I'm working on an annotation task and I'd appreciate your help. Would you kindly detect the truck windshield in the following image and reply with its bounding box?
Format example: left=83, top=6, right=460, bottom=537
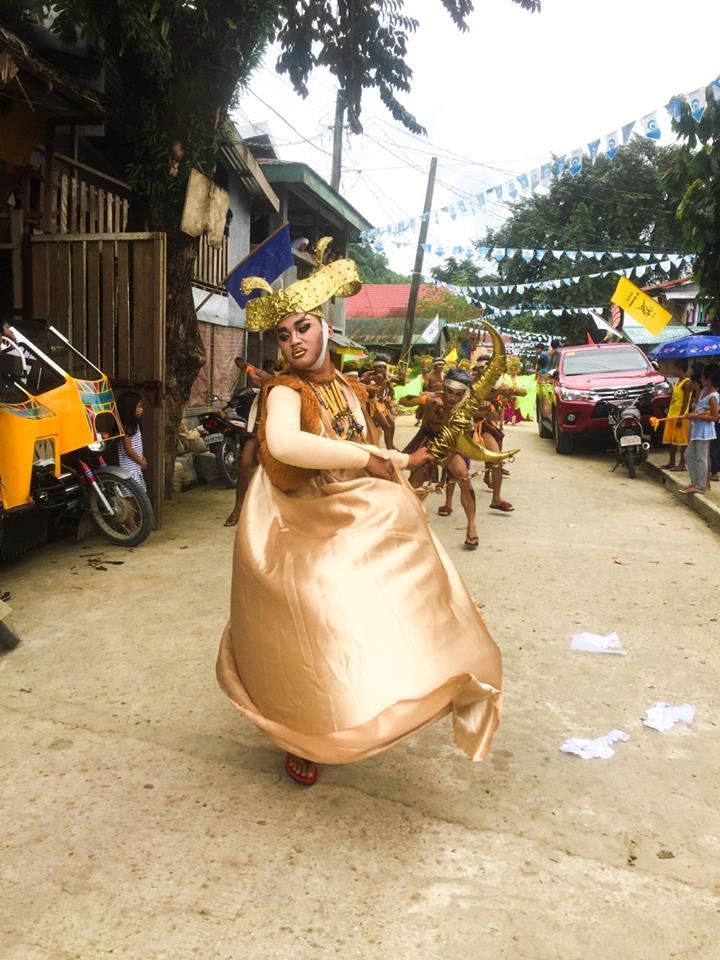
left=562, top=347, right=649, bottom=376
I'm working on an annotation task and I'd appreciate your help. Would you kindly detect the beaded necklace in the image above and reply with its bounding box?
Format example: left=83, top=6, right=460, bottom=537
left=305, top=376, right=365, bottom=442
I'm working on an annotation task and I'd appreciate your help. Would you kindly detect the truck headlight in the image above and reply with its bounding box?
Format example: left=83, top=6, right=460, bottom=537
left=559, top=388, right=598, bottom=401
left=88, top=441, right=106, bottom=452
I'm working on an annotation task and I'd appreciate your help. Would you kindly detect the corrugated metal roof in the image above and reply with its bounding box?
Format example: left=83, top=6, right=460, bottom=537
left=622, top=319, right=705, bottom=346
left=346, top=316, right=445, bottom=347
left=345, top=284, right=443, bottom=319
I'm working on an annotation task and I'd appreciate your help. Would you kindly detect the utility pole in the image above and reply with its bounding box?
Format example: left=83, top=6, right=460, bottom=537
left=400, top=156, right=437, bottom=367
left=330, top=91, right=344, bottom=191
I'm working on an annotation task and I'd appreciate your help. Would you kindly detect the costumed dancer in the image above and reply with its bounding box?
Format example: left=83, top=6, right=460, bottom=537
left=400, top=368, right=480, bottom=548
left=424, top=357, right=446, bottom=393
left=360, top=355, right=397, bottom=449
left=217, top=240, right=503, bottom=785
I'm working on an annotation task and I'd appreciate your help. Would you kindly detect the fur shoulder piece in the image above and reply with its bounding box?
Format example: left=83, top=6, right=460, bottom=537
left=346, top=378, right=369, bottom=405
left=257, top=374, right=323, bottom=492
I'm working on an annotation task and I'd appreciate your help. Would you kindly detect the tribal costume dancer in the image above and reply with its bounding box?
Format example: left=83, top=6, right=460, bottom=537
left=400, top=368, right=481, bottom=548
left=360, top=356, right=397, bottom=449
left=217, top=240, right=502, bottom=786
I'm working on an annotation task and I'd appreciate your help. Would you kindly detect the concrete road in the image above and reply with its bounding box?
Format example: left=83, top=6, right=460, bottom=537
left=1, top=420, right=718, bottom=960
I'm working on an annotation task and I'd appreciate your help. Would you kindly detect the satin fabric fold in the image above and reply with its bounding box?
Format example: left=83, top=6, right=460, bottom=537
left=217, top=456, right=502, bottom=764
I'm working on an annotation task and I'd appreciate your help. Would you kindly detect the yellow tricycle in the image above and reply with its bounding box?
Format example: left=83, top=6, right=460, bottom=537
left=0, top=320, right=153, bottom=559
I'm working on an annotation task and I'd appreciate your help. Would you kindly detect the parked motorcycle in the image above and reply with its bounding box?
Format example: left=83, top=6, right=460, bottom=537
left=0, top=320, right=153, bottom=559
left=198, top=388, right=256, bottom=488
left=598, top=393, right=652, bottom=478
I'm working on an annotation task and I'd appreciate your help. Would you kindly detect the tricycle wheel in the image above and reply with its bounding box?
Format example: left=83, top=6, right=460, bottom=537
left=89, top=472, right=154, bottom=546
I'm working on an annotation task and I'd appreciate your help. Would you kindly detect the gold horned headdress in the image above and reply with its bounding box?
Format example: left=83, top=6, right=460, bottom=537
left=241, top=236, right=362, bottom=331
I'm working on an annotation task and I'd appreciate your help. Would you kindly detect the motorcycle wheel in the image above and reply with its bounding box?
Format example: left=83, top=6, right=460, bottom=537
left=0, top=617, right=21, bottom=651
left=623, top=449, right=637, bottom=478
left=89, top=471, right=154, bottom=546
left=215, top=438, right=241, bottom=488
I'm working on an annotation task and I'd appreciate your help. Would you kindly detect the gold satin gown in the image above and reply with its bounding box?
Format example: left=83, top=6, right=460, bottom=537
left=217, top=380, right=502, bottom=764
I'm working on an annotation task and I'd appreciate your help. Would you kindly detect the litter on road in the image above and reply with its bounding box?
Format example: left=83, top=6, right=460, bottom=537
left=560, top=729, right=630, bottom=760
left=642, top=702, right=696, bottom=732
left=569, top=631, right=626, bottom=655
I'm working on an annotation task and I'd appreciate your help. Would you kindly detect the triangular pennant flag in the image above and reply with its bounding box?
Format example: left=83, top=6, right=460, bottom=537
left=507, top=180, right=519, bottom=199
left=562, top=278, right=573, bottom=286
left=622, top=121, right=637, bottom=143
left=552, top=309, right=563, bottom=317
left=517, top=173, right=530, bottom=192
left=639, top=253, right=652, bottom=262
left=665, top=96, right=685, bottom=122
left=635, top=265, right=647, bottom=278
left=580, top=251, right=594, bottom=259
left=476, top=246, right=490, bottom=257
left=530, top=168, right=541, bottom=190
left=540, top=163, right=553, bottom=183
left=605, top=131, right=620, bottom=159
left=521, top=249, right=534, bottom=262
left=492, top=185, right=503, bottom=200
left=568, top=149, right=583, bottom=176
left=536, top=249, right=547, bottom=261
left=587, top=139, right=601, bottom=161
left=566, top=251, right=578, bottom=261
left=420, top=243, right=431, bottom=253
left=593, top=252, right=604, bottom=261
left=639, top=113, right=660, bottom=140
left=506, top=248, right=519, bottom=257
left=610, top=252, right=625, bottom=259
left=669, top=255, right=682, bottom=268
left=516, top=285, right=525, bottom=294
left=554, top=155, right=567, bottom=176
left=711, top=76, right=720, bottom=102
left=688, top=87, right=707, bottom=122
left=659, top=260, right=671, bottom=272
left=552, top=250, right=563, bottom=260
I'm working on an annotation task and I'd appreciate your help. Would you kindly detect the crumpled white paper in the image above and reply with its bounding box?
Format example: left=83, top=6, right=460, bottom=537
left=560, top=729, right=630, bottom=760
left=570, top=631, right=626, bottom=655
left=642, top=702, right=696, bottom=732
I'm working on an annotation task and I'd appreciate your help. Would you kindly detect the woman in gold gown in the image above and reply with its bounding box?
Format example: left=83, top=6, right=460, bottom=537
left=216, top=244, right=502, bottom=785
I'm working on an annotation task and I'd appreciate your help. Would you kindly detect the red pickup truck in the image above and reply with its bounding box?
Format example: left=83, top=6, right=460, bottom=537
left=536, top=342, right=672, bottom=454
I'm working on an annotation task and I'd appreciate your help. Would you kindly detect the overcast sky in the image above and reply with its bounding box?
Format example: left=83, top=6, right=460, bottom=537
left=234, top=0, right=720, bottom=273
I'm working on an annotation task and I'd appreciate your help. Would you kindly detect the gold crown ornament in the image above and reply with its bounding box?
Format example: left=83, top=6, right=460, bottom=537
left=241, top=236, right=362, bottom=331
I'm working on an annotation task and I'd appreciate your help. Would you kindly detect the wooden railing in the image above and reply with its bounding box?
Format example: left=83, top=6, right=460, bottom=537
left=49, top=171, right=130, bottom=235
left=193, top=231, right=229, bottom=292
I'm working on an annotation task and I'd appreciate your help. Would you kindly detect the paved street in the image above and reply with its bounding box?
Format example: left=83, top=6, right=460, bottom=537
left=2, top=419, right=719, bottom=960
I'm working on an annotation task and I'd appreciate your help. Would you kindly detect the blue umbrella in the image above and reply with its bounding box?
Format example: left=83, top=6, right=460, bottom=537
left=649, top=334, right=720, bottom=360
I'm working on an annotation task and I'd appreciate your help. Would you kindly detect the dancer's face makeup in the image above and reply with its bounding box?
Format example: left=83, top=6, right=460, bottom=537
left=277, top=313, right=326, bottom=370
left=443, top=381, right=468, bottom=407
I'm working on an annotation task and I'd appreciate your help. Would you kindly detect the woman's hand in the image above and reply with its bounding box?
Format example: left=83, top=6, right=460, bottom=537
left=406, top=448, right=435, bottom=472
left=366, top=453, right=395, bottom=481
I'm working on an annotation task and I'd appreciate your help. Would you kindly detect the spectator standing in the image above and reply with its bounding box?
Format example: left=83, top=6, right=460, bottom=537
left=679, top=364, right=720, bottom=495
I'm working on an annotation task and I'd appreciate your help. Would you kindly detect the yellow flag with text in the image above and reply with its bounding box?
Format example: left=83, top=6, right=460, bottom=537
left=610, top=276, right=672, bottom=337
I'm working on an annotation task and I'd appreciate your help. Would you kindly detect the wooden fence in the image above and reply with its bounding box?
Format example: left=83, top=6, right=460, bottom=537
left=30, top=233, right=166, bottom=521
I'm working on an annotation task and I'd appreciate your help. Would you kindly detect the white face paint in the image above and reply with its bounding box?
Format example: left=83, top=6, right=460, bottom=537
left=308, top=319, right=330, bottom=371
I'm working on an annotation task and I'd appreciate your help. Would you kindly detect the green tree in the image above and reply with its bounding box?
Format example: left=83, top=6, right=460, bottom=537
left=8, top=0, right=540, bottom=492
left=666, top=87, right=720, bottom=332
left=347, top=244, right=408, bottom=284
left=471, top=138, right=689, bottom=340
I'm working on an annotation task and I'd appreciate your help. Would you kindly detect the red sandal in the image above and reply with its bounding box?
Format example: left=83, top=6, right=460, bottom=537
left=285, top=753, right=319, bottom=786
left=437, top=505, right=453, bottom=516
left=490, top=500, right=514, bottom=512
